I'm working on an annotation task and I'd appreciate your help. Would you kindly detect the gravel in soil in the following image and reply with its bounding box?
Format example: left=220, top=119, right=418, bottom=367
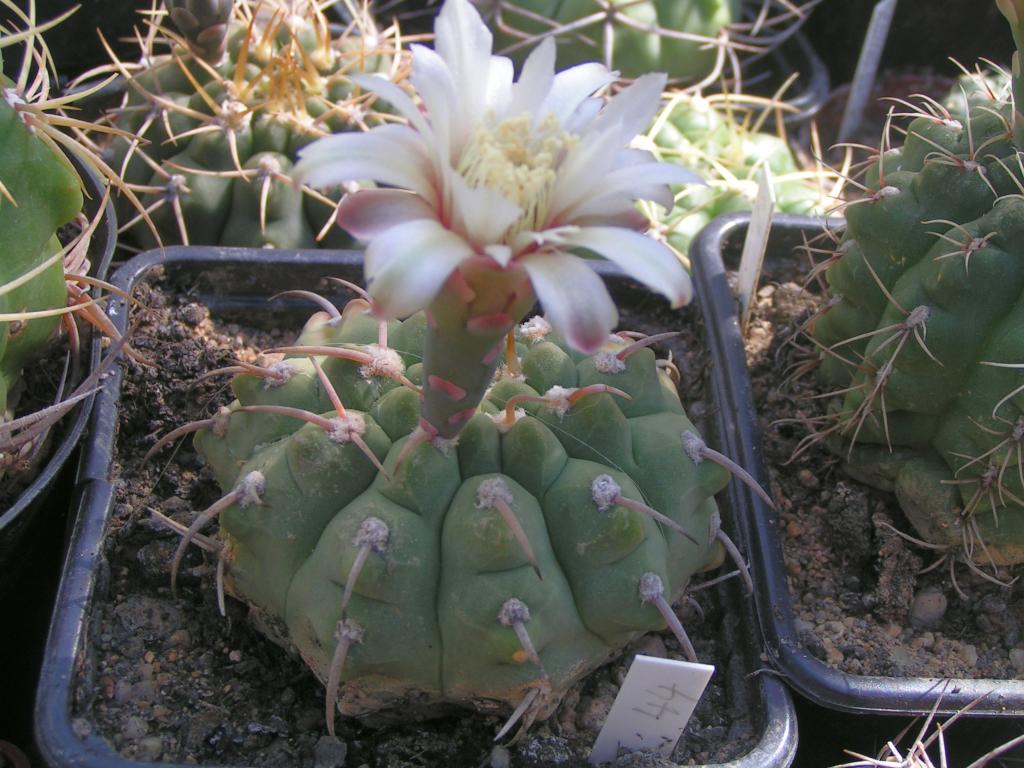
left=743, top=257, right=1024, bottom=681
left=74, top=267, right=762, bottom=767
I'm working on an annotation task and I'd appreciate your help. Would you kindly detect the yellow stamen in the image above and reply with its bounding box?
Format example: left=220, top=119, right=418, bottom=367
left=457, top=112, right=576, bottom=240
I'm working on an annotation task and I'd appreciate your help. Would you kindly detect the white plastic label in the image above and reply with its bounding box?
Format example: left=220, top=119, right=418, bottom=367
left=736, top=165, right=775, bottom=334
left=588, top=654, right=715, bottom=764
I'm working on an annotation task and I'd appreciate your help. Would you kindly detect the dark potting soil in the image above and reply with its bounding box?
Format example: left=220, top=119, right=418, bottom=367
left=742, top=255, right=1024, bottom=683
left=73, top=266, right=759, bottom=767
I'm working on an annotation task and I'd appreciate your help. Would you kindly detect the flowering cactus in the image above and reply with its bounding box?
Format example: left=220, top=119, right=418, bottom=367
left=155, top=0, right=764, bottom=737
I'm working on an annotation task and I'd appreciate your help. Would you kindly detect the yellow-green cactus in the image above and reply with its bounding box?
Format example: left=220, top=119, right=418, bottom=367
left=90, top=0, right=404, bottom=249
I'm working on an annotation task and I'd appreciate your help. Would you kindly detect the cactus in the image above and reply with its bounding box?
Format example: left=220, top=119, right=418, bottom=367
left=85, top=0, right=405, bottom=249
left=649, top=91, right=835, bottom=257
left=1, top=2, right=132, bottom=484
left=163, top=301, right=744, bottom=731
left=804, top=2, right=1024, bottom=569
left=152, top=0, right=766, bottom=736
left=475, top=0, right=818, bottom=87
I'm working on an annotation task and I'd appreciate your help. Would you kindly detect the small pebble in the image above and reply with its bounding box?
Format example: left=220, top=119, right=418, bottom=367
left=313, top=735, right=347, bottom=768
left=168, top=629, right=192, bottom=648
left=980, top=595, right=1006, bottom=615
left=796, top=469, right=819, bottom=489
left=1010, top=648, right=1024, bottom=672
left=490, top=745, right=511, bottom=768
left=122, top=715, right=149, bottom=740
left=631, top=634, right=668, bottom=659
left=228, top=650, right=243, bottom=662
left=960, top=644, right=979, bottom=668
left=136, top=736, right=163, bottom=762
left=910, top=588, right=947, bottom=629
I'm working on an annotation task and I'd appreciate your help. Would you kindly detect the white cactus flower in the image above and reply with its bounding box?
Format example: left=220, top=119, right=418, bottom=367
left=295, top=0, right=698, bottom=353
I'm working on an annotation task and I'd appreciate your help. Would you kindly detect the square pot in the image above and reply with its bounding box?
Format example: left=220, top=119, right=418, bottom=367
left=35, top=246, right=798, bottom=768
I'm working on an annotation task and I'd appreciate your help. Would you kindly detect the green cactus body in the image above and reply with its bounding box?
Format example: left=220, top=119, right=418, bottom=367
left=809, top=79, right=1024, bottom=565
left=652, top=95, right=828, bottom=256
left=193, top=304, right=728, bottom=718
left=489, top=0, right=740, bottom=82
left=101, top=0, right=398, bottom=249
left=0, top=63, right=82, bottom=421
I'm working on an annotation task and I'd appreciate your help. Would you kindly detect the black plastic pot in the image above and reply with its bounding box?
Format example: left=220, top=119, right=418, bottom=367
left=36, top=245, right=798, bottom=768
left=0, top=161, right=117, bottom=579
left=691, top=212, right=1024, bottom=718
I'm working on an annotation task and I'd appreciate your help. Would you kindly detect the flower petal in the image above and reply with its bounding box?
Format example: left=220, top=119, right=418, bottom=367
left=520, top=252, right=618, bottom=353
left=365, top=219, right=475, bottom=318
left=508, top=37, right=555, bottom=118
left=563, top=161, right=703, bottom=219
left=446, top=167, right=522, bottom=248
left=562, top=226, right=692, bottom=308
left=336, top=189, right=436, bottom=241
left=349, top=73, right=432, bottom=139
left=434, top=0, right=494, bottom=129
left=549, top=125, right=632, bottom=218
left=563, top=96, right=603, bottom=134
left=585, top=72, right=667, bottom=146
left=294, top=125, right=436, bottom=204
left=410, top=44, right=458, bottom=158
left=486, top=54, right=515, bottom=112
left=541, top=62, right=616, bottom=126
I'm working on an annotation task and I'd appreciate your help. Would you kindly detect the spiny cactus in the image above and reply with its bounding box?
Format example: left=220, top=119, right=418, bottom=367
left=476, top=0, right=819, bottom=88
left=1, top=1, right=132, bottom=485
left=648, top=90, right=835, bottom=257
left=150, top=0, right=766, bottom=736
left=82, top=0, right=407, bottom=249
left=157, top=298, right=755, bottom=733
left=803, top=2, right=1024, bottom=572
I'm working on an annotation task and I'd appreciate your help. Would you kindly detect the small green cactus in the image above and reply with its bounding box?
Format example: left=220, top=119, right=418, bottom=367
left=649, top=91, right=834, bottom=257
left=805, top=3, right=1024, bottom=568
left=87, top=0, right=403, bottom=250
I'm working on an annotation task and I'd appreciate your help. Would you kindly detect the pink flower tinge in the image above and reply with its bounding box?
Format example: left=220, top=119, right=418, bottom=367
left=295, top=0, right=699, bottom=353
